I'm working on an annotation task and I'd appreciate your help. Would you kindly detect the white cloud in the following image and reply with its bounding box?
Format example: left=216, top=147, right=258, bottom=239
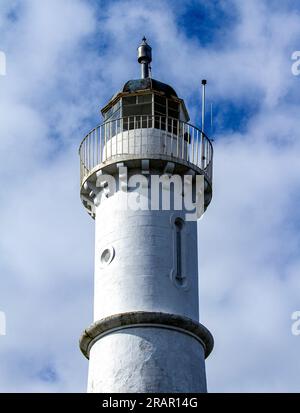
left=0, top=0, right=97, bottom=392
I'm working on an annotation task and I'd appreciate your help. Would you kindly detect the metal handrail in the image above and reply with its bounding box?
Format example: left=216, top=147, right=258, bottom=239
left=79, top=115, right=213, bottom=186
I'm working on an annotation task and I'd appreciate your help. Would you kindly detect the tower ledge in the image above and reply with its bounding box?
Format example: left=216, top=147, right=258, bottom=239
left=80, top=311, right=214, bottom=360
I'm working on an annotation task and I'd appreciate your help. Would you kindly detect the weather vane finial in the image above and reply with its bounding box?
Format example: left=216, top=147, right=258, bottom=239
left=137, top=37, right=152, bottom=79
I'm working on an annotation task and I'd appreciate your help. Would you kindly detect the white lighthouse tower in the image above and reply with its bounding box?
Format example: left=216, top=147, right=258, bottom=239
left=79, top=38, right=214, bottom=393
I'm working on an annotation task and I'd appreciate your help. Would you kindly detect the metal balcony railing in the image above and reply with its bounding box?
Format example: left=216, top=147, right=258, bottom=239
left=79, top=115, right=213, bottom=186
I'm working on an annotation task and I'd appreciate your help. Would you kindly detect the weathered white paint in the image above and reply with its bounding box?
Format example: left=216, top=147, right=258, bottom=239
left=93, top=193, right=199, bottom=321
left=88, top=327, right=207, bottom=393
left=83, top=167, right=210, bottom=393
left=102, top=128, right=188, bottom=160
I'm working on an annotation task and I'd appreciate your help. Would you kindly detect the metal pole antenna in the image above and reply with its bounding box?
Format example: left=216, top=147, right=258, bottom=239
left=210, top=103, right=213, bottom=136
left=201, top=80, right=207, bottom=169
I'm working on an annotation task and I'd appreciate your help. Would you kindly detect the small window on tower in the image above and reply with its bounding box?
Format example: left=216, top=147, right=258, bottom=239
left=137, top=94, right=152, bottom=104
left=175, top=218, right=184, bottom=282
left=122, top=94, right=152, bottom=129
left=154, top=94, right=166, bottom=116
left=104, top=100, right=121, bottom=121
left=171, top=217, right=187, bottom=289
left=154, top=95, right=166, bottom=130
left=168, top=99, right=179, bottom=119
left=123, top=96, right=137, bottom=105
left=154, top=95, right=180, bottom=133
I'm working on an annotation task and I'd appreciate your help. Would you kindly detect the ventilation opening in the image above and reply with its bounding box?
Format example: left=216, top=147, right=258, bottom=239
left=175, top=218, right=184, bottom=285
left=99, top=246, right=115, bottom=268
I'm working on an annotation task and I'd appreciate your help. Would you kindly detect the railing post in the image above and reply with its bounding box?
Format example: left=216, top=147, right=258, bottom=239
left=176, top=120, right=179, bottom=158
left=196, top=129, right=199, bottom=167
left=87, top=134, right=91, bottom=169
left=146, top=115, right=149, bottom=153
left=120, top=118, right=124, bottom=154
left=201, top=132, right=205, bottom=170
left=187, top=125, right=190, bottom=162
left=105, top=122, right=107, bottom=162
left=191, top=126, right=194, bottom=164
left=93, top=129, right=95, bottom=168
left=127, top=117, right=130, bottom=154
left=182, top=122, right=185, bottom=159
left=133, top=116, right=136, bottom=155
left=159, top=116, right=162, bottom=152
left=140, top=115, right=142, bottom=154
left=165, top=116, right=167, bottom=154
left=96, top=127, right=98, bottom=165
left=171, top=118, right=173, bottom=156
left=99, top=126, right=102, bottom=164
left=110, top=121, right=112, bottom=160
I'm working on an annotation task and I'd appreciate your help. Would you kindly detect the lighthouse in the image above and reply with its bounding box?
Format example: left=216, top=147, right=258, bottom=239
left=79, top=38, right=214, bottom=393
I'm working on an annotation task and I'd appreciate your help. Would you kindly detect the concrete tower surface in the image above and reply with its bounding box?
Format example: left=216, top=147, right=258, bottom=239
left=79, top=38, right=214, bottom=393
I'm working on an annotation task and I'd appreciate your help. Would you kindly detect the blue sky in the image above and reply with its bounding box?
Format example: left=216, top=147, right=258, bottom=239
left=0, top=0, right=300, bottom=392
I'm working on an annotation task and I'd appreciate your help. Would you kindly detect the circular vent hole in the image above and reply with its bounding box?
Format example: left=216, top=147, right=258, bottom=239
left=100, top=246, right=115, bottom=267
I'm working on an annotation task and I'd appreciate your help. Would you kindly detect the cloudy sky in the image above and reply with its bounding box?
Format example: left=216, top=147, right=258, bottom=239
left=0, top=0, right=300, bottom=392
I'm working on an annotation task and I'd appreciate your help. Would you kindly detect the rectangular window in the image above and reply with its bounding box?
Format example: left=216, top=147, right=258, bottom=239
left=174, top=218, right=185, bottom=285
left=123, top=96, right=137, bottom=105
left=154, top=95, right=166, bottom=130
left=123, top=104, right=152, bottom=117
left=122, top=94, right=152, bottom=130
left=167, top=100, right=179, bottom=134
left=168, top=100, right=179, bottom=111
left=154, top=95, right=166, bottom=105
left=104, top=100, right=121, bottom=121
left=155, top=103, right=166, bottom=115
left=168, top=100, right=179, bottom=119
left=154, top=95, right=166, bottom=115
left=154, top=96, right=180, bottom=133
left=137, top=94, right=152, bottom=104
